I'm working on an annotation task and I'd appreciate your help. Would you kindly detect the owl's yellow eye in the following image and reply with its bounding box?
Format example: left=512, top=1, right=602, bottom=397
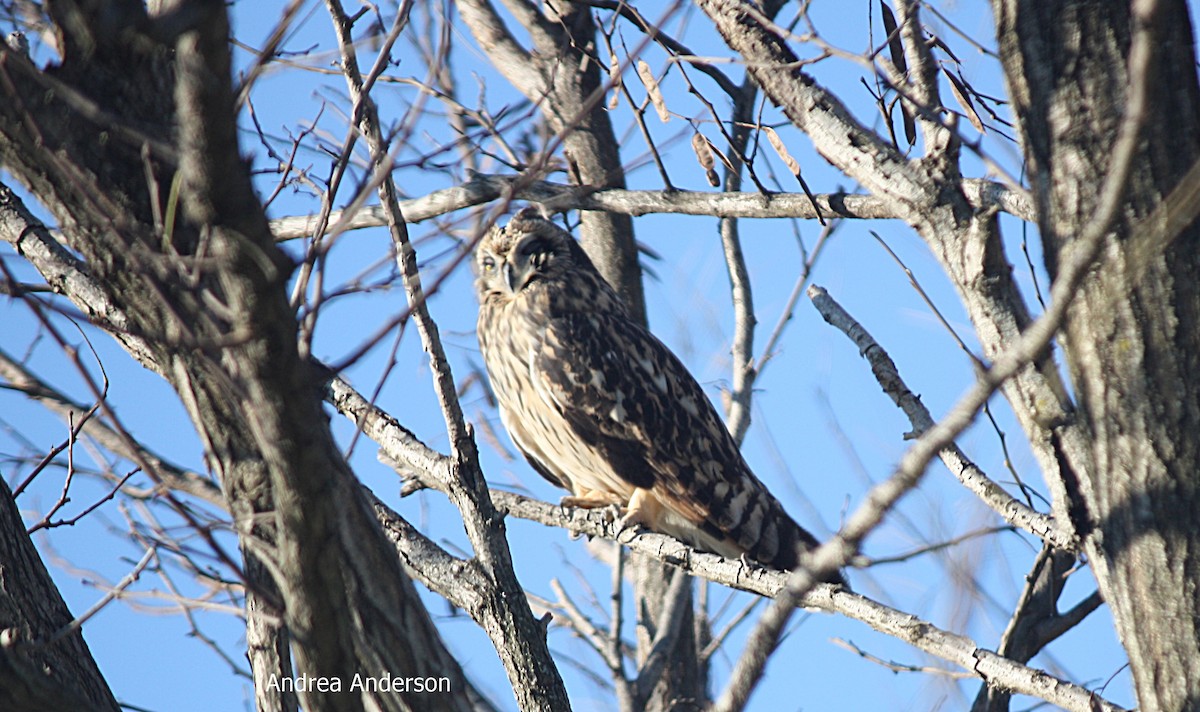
left=481, top=256, right=496, bottom=271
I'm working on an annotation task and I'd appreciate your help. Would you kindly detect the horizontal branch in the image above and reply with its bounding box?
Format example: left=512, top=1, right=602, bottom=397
left=267, top=174, right=1034, bottom=240
left=324, top=372, right=1124, bottom=712
left=487, top=489, right=1125, bottom=712
left=6, top=164, right=1101, bottom=711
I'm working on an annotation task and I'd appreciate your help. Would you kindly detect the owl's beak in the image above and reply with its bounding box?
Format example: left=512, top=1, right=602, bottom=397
left=501, top=256, right=538, bottom=294
left=503, top=261, right=521, bottom=294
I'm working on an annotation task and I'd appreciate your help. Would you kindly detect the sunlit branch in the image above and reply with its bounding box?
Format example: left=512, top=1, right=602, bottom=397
left=327, top=368, right=1125, bottom=712
left=267, top=174, right=1035, bottom=240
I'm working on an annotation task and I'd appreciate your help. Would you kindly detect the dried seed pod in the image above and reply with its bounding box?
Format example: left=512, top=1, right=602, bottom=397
left=708, top=140, right=736, bottom=172
left=763, top=126, right=801, bottom=176
left=764, top=127, right=826, bottom=225
left=879, top=1, right=907, bottom=75
left=880, top=1, right=916, bottom=145
left=946, top=70, right=986, bottom=133
left=637, top=60, right=670, bottom=122
left=691, top=132, right=720, bottom=186
left=608, top=52, right=622, bottom=110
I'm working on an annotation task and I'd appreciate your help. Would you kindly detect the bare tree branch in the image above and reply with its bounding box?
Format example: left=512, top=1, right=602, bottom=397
left=712, top=72, right=1148, bottom=694
left=994, top=0, right=1200, bottom=707
left=1, top=4, right=482, bottom=710
left=326, top=4, right=572, bottom=708
left=0, top=346, right=225, bottom=507
left=326, top=361, right=1125, bottom=712
left=2, top=2, right=1183, bottom=708
left=807, top=285, right=1072, bottom=550
left=971, top=545, right=1092, bottom=712
left=456, top=0, right=647, bottom=316
left=490, top=491, right=1126, bottom=712
left=696, top=0, right=1094, bottom=551
left=266, top=174, right=1035, bottom=240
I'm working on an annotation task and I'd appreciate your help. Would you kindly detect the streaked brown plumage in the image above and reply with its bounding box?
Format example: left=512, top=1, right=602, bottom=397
left=475, top=208, right=836, bottom=576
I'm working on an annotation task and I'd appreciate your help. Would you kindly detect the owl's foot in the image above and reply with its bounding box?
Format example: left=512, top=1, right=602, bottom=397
left=560, top=490, right=624, bottom=509
left=561, top=491, right=624, bottom=523
left=617, top=488, right=663, bottom=534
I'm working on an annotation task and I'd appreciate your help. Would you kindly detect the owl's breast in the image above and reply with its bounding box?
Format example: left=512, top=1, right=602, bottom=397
left=477, top=297, right=635, bottom=502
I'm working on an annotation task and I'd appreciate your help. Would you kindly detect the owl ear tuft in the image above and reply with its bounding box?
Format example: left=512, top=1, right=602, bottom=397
left=514, top=204, right=551, bottom=222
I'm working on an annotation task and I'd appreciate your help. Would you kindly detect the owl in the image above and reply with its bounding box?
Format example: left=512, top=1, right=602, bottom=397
left=475, top=208, right=837, bottom=577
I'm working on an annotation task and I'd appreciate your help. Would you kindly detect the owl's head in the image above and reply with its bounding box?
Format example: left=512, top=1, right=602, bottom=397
left=475, top=207, right=593, bottom=301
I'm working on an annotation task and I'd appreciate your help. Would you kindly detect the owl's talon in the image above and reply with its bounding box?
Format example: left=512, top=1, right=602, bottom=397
left=615, top=509, right=650, bottom=543
left=561, top=491, right=623, bottom=510
left=616, top=508, right=647, bottom=533
left=617, top=488, right=662, bottom=536
left=619, top=509, right=648, bottom=535
left=602, top=504, right=620, bottom=524
left=560, top=492, right=625, bottom=528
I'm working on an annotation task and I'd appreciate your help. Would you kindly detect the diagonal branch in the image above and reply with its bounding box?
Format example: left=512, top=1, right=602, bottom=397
left=807, top=285, right=1072, bottom=550
left=709, top=4, right=1157, bottom=694
left=323, top=4, right=570, bottom=707
left=0, top=346, right=225, bottom=508
left=3, top=6, right=483, bottom=710
left=696, top=0, right=1091, bottom=551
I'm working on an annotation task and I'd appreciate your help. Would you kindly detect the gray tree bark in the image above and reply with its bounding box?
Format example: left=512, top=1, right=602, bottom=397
left=7, top=0, right=1196, bottom=710
left=994, top=0, right=1200, bottom=710
left=0, top=478, right=120, bottom=712
left=695, top=0, right=1091, bottom=554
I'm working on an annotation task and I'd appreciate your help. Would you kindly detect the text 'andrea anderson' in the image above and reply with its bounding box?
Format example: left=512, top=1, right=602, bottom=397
left=266, top=673, right=452, bottom=694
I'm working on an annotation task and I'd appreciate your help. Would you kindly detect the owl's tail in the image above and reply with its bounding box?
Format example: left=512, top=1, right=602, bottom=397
left=749, top=512, right=846, bottom=587
left=659, top=487, right=846, bottom=586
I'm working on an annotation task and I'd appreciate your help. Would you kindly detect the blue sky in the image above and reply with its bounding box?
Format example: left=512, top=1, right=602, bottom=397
left=0, top=1, right=1152, bottom=709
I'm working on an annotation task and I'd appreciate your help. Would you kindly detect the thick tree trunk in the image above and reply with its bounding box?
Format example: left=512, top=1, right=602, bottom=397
left=0, top=479, right=120, bottom=712
left=995, top=1, right=1200, bottom=709
left=0, top=3, right=479, bottom=710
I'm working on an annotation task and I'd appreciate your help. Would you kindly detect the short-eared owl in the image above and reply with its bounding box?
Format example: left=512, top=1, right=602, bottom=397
left=475, top=208, right=835, bottom=575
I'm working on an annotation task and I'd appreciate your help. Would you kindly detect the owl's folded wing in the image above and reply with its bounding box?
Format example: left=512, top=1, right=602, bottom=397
left=533, top=312, right=747, bottom=514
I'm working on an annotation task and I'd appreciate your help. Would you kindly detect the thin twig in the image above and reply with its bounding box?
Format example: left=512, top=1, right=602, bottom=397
left=833, top=638, right=974, bottom=679
left=34, top=546, right=156, bottom=648
left=324, top=2, right=569, bottom=707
